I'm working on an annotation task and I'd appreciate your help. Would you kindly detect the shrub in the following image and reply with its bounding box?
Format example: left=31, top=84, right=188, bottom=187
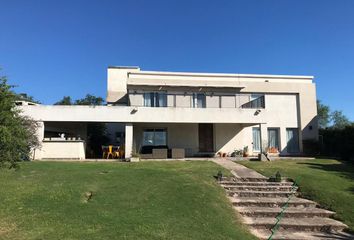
left=0, top=76, right=39, bottom=168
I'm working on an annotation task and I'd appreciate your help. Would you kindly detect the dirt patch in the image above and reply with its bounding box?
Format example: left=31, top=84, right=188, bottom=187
left=0, top=220, right=17, bottom=236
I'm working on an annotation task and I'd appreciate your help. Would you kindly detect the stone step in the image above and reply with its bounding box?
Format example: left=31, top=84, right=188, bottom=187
left=228, top=190, right=294, bottom=198
left=251, top=229, right=354, bottom=240
left=240, top=177, right=269, bottom=182
left=230, top=197, right=317, bottom=208
left=220, top=181, right=294, bottom=186
left=243, top=216, right=348, bottom=232
left=235, top=206, right=334, bottom=218
left=223, top=185, right=297, bottom=192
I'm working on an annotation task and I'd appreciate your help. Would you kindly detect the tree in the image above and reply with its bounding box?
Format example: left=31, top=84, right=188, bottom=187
left=317, top=100, right=330, bottom=129
left=16, top=93, right=41, bottom=104
left=54, top=94, right=104, bottom=106
left=0, top=75, right=39, bottom=168
left=74, top=94, right=104, bottom=105
left=330, top=110, right=351, bottom=129
left=54, top=96, right=72, bottom=105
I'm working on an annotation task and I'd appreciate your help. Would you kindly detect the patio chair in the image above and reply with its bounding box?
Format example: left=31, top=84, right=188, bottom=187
left=172, top=148, right=185, bottom=159
left=106, top=145, right=114, bottom=159
left=118, top=145, right=125, bottom=159
left=102, top=146, right=108, bottom=159
left=152, top=148, right=168, bottom=159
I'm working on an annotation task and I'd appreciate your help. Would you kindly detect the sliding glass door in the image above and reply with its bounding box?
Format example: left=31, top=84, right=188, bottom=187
left=286, top=128, right=299, bottom=153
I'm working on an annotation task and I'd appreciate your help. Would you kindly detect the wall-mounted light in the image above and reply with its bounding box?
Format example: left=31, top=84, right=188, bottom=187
left=130, top=107, right=138, bottom=114
left=254, top=109, right=261, bottom=116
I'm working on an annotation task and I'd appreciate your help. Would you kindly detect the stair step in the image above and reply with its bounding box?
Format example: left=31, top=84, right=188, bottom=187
left=235, top=206, right=334, bottom=218
left=228, top=190, right=294, bottom=198
left=223, top=185, right=297, bottom=191
left=241, top=177, right=269, bottom=182
left=251, top=229, right=354, bottom=240
left=230, top=197, right=317, bottom=208
left=221, top=181, right=294, bottom=186
left=243, top=216, right=348, bottom=232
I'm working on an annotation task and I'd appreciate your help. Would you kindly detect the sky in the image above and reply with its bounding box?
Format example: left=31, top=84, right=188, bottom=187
left=1, top=0, right=354, bottom=120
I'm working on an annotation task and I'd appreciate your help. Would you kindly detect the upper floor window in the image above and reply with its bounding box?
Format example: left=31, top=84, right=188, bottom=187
left=143, top=92, right=167, bottom=107
left=241, top=94, right=265, bottom=109
left=192, top=93, right=206, bottom=108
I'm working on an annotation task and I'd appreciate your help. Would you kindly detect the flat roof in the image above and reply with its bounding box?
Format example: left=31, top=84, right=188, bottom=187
left=129, top=70, right=314, bottom=80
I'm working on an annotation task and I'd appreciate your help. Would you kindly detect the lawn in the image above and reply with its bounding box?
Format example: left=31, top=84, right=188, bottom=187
left=239, top=158, right=354, bottom=232
left=0, top=161, right=256, bottom=240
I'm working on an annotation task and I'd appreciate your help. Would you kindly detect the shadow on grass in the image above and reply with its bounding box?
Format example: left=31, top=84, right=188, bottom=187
left=296, top=161, right=354, bottom=182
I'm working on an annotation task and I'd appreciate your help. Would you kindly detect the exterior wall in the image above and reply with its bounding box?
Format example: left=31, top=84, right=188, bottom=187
left=242, top=94, right=300, bottom=155
left=21, top=105, right=265, bottom=124
left=107, top=67, right=140, bottom=103
left=221, top=96, right=236, bottom=108
left=214, top=123, right=246, bottom=154
left=35, top=141, right=85, bottom=160
left=129, top=93, right=143, bottom=106
left=206, top=95, right=219, bottom=108
left=175, top=95, right=191, bottom=108
left=133, top=123, right=199, bottom=156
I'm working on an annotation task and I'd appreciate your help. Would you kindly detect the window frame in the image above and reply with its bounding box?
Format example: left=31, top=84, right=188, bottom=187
left=267, top=127, right=280, bottom=151
left=143, top=91, right=167, bottom=107
left=142, top=128, right=168, bottom=146
left=286, top=128, right=300, bottom=153
left=192, top=93, right=206, bottom=108
left=252, top=127, right=261, bottom=152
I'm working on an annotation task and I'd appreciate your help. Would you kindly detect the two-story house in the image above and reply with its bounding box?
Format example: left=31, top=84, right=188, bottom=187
left=21, top=66, right=318, bottom=160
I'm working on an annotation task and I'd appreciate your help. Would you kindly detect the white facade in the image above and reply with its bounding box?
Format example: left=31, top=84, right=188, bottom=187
left=21, top=67, right=318, bottom=159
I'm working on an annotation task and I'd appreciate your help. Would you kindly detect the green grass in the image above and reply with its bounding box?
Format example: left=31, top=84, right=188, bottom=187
left=239, top=158, right=354, bottom=232
left=0, top=161, right=256, bottom=240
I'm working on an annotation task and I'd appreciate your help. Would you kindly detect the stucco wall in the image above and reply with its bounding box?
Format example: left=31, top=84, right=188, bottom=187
left=133, top=123, right=199, bottom=156
left=35, top=141, right=85, bottom=160
left=107, top=68, right=318, bottom=143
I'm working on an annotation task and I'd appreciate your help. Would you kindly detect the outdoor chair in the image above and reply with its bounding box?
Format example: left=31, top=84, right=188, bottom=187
left=171, top=148, right=185, bottom=159
left=102, top=146, right=108, bottom=159
left=107, top=145, right=114, bottom=159
left=152, top=148, right=168, bottom=159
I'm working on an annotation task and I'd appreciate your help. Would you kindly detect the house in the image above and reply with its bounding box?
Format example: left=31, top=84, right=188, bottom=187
left=20, top=66, right=318, bottom=160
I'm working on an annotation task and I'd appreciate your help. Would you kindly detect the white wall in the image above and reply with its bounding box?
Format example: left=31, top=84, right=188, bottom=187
left=133, top=123, right=199, bottom=156
left=35, top=141, right=85, bottom=160
left=20, top=105, right=265, bottom=124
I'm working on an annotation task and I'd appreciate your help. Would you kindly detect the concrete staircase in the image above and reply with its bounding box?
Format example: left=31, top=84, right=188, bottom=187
left=220, top=177, right=353, bottom=240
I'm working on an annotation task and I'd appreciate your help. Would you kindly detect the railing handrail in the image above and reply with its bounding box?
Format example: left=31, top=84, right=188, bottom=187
left=267, top=178, right=299, bottom=240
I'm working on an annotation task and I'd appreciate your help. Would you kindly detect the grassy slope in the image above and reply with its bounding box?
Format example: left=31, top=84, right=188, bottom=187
left=0, top=161, right=256, bottom=240
left=240, top=159, right=354, bottom=232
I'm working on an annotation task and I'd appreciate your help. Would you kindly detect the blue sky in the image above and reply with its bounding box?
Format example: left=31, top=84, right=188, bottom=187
left=1, top=0, right=354, bottom=120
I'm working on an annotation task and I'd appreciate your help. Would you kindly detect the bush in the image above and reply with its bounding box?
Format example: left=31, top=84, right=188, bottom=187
left=0, top=77, right=39, bottom=168
left=320, top=126, right=354, bottom=161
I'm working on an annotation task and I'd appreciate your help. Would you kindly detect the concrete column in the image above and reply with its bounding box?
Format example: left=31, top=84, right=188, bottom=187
left=259, top=124, right=263, bottom=153
left=125, top=123, right=133, bottom=159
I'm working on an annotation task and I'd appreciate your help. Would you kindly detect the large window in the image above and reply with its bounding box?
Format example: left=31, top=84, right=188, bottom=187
left=286, top=128, right=299, bottom=153
left=192, top=93, right=206, bottom=108
left=241, top=94, right=265, bottom=108
left=143, top=92, right=167, bottom=107
left=143, top=129, right=167, bottom=146
left=252, top=127, right=261, bottom=152
left=267, top=128, right=280, bottom=151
